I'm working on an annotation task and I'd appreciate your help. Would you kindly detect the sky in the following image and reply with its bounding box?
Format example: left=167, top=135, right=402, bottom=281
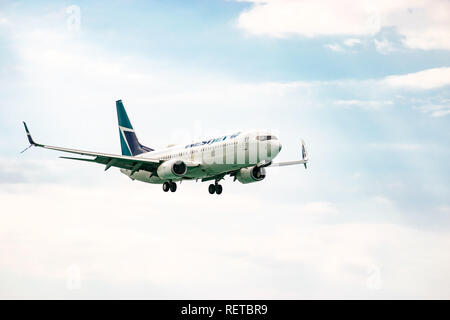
left=0, top=0, right=449, bottom=299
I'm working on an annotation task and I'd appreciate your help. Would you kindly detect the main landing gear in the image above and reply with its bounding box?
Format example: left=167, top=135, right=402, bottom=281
left=163, top=181, right=177, bottom=192
left=208, top=183, right=223, bottom=195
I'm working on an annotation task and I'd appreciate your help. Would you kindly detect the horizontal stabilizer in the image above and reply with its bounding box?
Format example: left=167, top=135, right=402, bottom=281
left=269, top=140, right=309, bottom=168
left=270, top=160, right=308, bottom=167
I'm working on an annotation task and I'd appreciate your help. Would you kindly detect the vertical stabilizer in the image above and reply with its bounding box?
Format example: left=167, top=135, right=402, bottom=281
left=116, top=100, right=153, bottom=156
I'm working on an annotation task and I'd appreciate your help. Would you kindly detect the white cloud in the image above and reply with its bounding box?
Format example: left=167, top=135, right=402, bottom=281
left=396, top=1, right=450, bottom=50
left=334, top=99, right=393, bottom=109
left=372, top=196, right=394, bottom=207
left=324, top=43, right=344, bottom=52
left=383, top=67, right=450, bottom=89
left=1, top=183, right=450, bottom=299
left=325, top=38, right=362, bottom=53
left=374, top=38, right=396, bottom=54
left=416, top=104, right=450, bottom=117
left=300, top=201, right=338, bottom=215
left=343, top=38, right=362, bottom=47
left=237, top=0, right=381, bottom=38
left=237, top=0, right=450, bottom=50
left=438, top=206, right=450, bottom=215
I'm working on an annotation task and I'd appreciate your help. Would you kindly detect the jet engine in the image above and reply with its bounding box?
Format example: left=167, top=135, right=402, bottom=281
left=236, top=166, right=266, bottom=184
left=157, top=159, right=187, bottom=179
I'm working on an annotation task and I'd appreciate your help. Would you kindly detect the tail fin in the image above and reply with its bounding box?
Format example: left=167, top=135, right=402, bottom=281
left=116, top=100, right=154, bottom=156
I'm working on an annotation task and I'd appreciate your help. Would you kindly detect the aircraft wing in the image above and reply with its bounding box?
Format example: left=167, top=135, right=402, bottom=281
left=58, top=151, right=160, bottom=173
left=22, top=122, right=161, bottom=173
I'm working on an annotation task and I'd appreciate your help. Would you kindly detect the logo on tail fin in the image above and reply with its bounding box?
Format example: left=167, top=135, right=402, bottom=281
left=116, top=100, right=154, bottom=156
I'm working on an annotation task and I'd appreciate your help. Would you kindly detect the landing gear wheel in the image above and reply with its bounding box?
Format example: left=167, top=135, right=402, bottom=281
left=170, top=182, right=177, bottom=192
left=215, top=184, right=223, bottom=195
left=162, top=182, right=170, bottom=192
left=208, top=184, right=216, bottom=194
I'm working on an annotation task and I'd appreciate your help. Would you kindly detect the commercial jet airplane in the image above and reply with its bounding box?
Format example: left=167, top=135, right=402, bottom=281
left=22, top=100, right=308, bottom=195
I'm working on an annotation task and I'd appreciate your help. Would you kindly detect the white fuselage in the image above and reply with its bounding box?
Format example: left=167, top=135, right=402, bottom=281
left=120, top=130, right=282, bottom=184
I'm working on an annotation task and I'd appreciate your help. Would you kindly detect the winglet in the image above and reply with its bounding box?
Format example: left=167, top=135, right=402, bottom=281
left=21, top=122, right=41, bottom=153
left=23, top=121, right=36, bottom=145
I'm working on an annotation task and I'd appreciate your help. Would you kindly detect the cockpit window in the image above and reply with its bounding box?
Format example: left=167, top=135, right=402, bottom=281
left=256, top=135, right=277, bottom=141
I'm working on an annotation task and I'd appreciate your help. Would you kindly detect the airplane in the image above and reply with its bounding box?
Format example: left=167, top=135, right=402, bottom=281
left=22, top=100, right=308, bottom=194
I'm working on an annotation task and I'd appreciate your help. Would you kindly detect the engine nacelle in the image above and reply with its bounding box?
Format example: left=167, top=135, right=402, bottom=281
left=236, top=166, right=266, bottom=184
left=156, top=159, right=187, bottom=180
